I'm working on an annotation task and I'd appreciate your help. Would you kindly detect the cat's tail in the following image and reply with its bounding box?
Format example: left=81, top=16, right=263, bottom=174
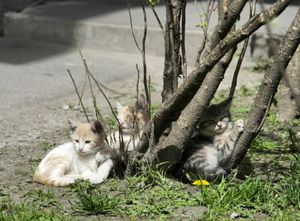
left=33, top=165, right=75, bottom=187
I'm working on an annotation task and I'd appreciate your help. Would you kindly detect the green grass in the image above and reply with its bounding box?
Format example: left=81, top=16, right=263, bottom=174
left=0, top=199, right=72, bottom=221
left=5, top=85, right=299, bottom=220
left=194, top=154, right=300, bottom=220
left=3, top=154, right=300, bottom=220
left=70, top=181, right=119, bottom=216
left=64, top=156, right=300, bottom=220
left=251, top=56, right=269, bottom=73
left=22, top=189, right=60, bottom=209
left=40, top=141, right=56, bottom=152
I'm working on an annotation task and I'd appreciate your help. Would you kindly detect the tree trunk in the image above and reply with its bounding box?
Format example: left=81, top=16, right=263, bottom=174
left=225, top=8, right=300, bottom=172
left=135, top=0, right=293, bottom=157
left=277, top=44, right=300, bottom=122
left=161, top=0, right=183, bottom=102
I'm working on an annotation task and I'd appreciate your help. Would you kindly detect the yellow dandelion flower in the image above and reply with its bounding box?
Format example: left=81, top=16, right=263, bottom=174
left=193, top=179, right=210, bottom=186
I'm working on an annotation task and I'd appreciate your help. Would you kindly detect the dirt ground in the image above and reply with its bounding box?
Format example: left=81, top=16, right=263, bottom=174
left=0, top=51, right=266, bottom=220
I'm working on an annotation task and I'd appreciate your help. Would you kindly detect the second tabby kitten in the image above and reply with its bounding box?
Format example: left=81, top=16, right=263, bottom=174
left=180, top=118, right=244, bottom=181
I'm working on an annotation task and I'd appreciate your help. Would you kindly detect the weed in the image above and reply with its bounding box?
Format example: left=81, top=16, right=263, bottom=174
left=40, top=141, right=56, bottom=151
left=251, top=136, right=281, bottom=152
left=150, top=103, right=160, bottom=116
left=0, top=198, right=72, bottom=221
left=70, top=180, right=119, bottom=215
left=193, top=155, right=300, bottom=220
left=22, top=189, right=60, bottom=209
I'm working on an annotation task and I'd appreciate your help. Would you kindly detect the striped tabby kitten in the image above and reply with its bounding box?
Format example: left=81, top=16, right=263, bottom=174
left=181, top=118, right=244, bottom=181
left=33, top=121, right=116, bottom=186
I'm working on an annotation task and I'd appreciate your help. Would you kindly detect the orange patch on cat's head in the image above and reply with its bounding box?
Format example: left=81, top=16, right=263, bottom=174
left=71, top=121, right=105, bottom=146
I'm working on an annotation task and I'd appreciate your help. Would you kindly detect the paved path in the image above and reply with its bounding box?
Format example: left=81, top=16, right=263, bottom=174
left=2, top=0, right=297, bottom=147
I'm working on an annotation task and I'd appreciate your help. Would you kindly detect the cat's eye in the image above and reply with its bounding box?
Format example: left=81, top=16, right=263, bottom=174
left=85, top=140, right=91, bottom=144
left=75, top=139, right=79, bottom=143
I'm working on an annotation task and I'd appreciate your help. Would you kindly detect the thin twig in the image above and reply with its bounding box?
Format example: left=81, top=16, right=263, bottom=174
left=260, top=1, right=300, bottom=110
left=127, top=0, right=142, bottom=53
left=195, top=0, right=215, bottom=66
left=78, top=74, right=87, bottom=106
left=181, top=0, right=187, bottom=79
left=66, top=68, right=90, bottom=122
left=255, top=94, right=274, bottom=135
left=228, top=0, right=257, bottom=100
left=141, top=4, right=151, bottom=119
left=148, top=75, right=151, bottom=116
left=136, top=64, right=140, bottom=106
left=75, top=34, right=105, bottom=124
left=73, top=33, right=125, bottom=160
left=148, top=2, right=164, bottom=35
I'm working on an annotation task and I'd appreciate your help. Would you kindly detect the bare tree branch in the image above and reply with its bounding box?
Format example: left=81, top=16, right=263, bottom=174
left=161, top=0, right=183, bottom=102
left=225, top=8, right=300, bottom=172
left=181, top=0, right=187, bottom=79
left=136, top=0, right=293, bottom=156
left=66, top=69, right=90, bottom=122
left=229, top=0, right=257, bottom=100
left=195, top=0, right=215, bottom=66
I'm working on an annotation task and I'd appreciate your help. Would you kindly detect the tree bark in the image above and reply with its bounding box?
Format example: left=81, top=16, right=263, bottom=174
left=161, top=0, right=183, bottom=102
left=225, top=8, right=300, bottom=172
left=136, top=0, right=293, bottom=156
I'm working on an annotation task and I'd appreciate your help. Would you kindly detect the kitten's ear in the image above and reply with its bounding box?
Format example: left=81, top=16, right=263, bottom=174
left=137, top=94, right=148, bottom=112
left=91, top=120, right=104, bottom=134
left=68, top=120, right=78, bottom=132
left=116, top=101, right=124, bottom=112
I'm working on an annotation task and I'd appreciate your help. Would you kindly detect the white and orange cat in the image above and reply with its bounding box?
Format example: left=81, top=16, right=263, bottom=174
left=108, top=94, right=149, bottom=152
left=33, top=121, right=116, bottom=186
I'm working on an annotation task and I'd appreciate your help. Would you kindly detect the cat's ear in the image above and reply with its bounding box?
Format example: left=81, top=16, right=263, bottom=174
left=136, top=94, right=148, bottom=112
left=91, top=120, right=104, bottom=134
left=68, top=120, right=78, bottom=132
left=116, top=101, right=124, bottom=112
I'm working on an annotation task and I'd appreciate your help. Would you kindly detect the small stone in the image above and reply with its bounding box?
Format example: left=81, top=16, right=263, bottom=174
left=230, top=212, right=240, bottom=219
left=62, top=105, right=70, bottom=110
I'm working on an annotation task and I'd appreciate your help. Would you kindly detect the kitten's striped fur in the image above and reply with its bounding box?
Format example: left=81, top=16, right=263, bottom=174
left=33, top=121, right=116, bottom=186
left=182, top=118, right=244, bottom=180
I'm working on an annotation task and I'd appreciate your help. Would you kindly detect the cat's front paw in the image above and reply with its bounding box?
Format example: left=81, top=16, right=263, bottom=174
left=235, top=119, right=244, bottom=132
left=88, top=177, right=105, bottom=184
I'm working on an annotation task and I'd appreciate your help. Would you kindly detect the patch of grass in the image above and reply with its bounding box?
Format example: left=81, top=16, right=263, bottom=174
left=251, top=56, right=269, bottom=73
left=0, top=198, right=72, bottom=221
left=150, top=103, right=160, bottom=116
left=14, top=168, right=31, bottom=177
left=236, top=85, right=258, bottom=97
left=40, top=141, right=56, bottom=151
left=70, top=180, right=119, bottom=215
left=22, top=189, right=60, bottom=209
left=232, top=106, right=250, bottom=119
left=251, top=136, right=282, bottom=152
left=266, top=111, right=280, bottom=128
left=104, top=115, right=117, bottom=130
left=68, top=166, right=201, bottom=219
left=194, top=154, right=300, bottom=220
left=121, top=165, right=199, bottom=218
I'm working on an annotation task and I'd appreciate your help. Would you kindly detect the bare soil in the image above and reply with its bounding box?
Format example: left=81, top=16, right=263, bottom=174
left=0, top=56, right=266, bottom=220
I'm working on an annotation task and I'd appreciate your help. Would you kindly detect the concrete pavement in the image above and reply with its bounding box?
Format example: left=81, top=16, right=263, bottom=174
left=3, top=1, right=299, bottom=60
left=0, top=0, right=297, bottom=148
